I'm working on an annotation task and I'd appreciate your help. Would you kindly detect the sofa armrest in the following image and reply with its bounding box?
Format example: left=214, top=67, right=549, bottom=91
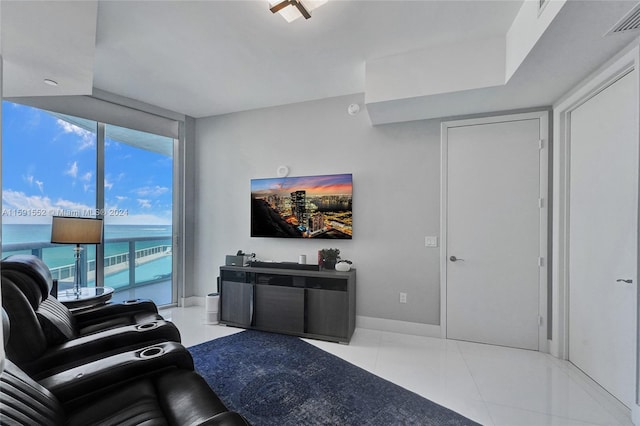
left=23, top=320, right=181, bottom=379
left=39, top=341, right=194, bottom=408
left=72, top=299, right=159, bottom=326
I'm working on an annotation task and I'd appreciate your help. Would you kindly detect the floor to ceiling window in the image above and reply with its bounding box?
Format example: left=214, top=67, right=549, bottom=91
left=1, top=100, right=177, bottom=306
left=103, top=124, right=174, bottom=305
left=2, top=102, right=98, bottom=289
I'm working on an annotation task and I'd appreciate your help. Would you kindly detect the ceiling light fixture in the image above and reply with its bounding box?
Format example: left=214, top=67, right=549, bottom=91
left=268, top=0, right=327, bottom=22
left=43, top=79, right=58, bottom=86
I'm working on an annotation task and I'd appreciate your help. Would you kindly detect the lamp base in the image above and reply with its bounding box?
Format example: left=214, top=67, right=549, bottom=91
left=73, top=244, right=83, bottom=297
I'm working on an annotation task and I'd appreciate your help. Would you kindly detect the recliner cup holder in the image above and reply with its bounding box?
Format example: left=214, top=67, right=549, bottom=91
left=136, top=322, right=159, bottom=331
left=139, top=346, right=165, bottom=359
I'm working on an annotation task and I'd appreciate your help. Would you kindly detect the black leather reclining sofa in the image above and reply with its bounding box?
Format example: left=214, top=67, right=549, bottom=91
left=1, top=254, right=182, bottom=378
left=0, top=255, right=250, bottom=425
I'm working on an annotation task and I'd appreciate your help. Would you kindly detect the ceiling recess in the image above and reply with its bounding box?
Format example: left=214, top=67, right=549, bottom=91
left=606, top=3, right=640, bottom=35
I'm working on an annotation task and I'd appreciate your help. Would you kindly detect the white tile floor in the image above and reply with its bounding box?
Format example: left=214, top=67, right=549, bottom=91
left=161, top=306, right=633, bottom=426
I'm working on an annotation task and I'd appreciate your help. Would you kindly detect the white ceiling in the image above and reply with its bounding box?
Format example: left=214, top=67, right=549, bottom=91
left=2, top=1, right=640, bottom=120
left=366, top=0, right=640, bottom=123
left=1, top=1, right=98, bottom=98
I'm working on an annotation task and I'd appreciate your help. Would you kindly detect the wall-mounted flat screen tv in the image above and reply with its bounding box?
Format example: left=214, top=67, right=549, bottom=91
left=251, top=173, right=352, bottom=239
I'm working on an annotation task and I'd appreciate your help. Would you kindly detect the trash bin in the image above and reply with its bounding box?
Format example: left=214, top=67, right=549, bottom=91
left=205, top=293, right=219, bottom=324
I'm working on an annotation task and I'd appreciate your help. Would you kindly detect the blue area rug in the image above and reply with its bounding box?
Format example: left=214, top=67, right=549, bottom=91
left=189, top=330, right=480, bottom=425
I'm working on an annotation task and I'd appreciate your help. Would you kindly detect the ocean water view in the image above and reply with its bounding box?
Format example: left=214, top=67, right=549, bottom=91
left=2, top=224, right=173, bottom=304
left=3, top=223, right=171, bottom=265
left=3, top=223, right=172, bottom=246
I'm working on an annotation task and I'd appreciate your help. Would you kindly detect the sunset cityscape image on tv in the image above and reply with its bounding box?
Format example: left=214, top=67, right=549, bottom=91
left=251, top=174, right=352, bottom=239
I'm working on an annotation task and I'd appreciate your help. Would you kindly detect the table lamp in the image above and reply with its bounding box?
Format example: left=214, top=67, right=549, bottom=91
left=50, top=216, right=103, bottom=296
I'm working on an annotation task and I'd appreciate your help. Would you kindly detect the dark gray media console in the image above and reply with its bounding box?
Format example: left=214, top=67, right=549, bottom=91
left=219, top=265, right=356, bottom=343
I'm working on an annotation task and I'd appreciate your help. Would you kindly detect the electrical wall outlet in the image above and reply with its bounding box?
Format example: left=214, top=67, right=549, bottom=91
left=425, top=236, right=438, bottom=247
left=399, top=292, right=407, bottom=304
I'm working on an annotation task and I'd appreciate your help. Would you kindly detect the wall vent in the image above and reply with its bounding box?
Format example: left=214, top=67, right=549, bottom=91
left=606, top=3, right=640, bottom=35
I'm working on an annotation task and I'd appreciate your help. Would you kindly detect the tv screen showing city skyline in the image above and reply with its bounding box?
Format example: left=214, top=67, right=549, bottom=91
left=251, top=173, right=352, bottom=239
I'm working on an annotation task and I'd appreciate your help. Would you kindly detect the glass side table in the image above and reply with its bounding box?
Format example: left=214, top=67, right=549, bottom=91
left=57, top=287, right=115, bottom=310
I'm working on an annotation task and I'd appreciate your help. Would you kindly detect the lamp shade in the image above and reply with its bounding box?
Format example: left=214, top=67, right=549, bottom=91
left=51, top=216, right=103, bottom=244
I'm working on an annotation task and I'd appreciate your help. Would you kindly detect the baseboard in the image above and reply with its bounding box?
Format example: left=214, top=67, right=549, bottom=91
left=632, top=403, right=639, bottom=425
left=176, top=301, right=440, bottom=338
left=180, top=296, right=204, bottom=307
left=356, top=315, right=441, bottom=338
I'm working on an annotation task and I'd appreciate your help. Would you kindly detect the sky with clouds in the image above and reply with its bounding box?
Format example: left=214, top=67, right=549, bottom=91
left=2, top=101, right=173, bottom=226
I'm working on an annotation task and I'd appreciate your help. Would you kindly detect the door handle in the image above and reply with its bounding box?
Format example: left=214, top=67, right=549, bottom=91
left=616, top=279, right=633, bottom=284
left=449, top=256, right=464, bottom=262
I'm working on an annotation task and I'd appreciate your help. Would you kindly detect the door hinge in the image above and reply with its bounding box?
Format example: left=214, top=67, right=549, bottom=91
left=538, top=315, right=544, bottom=326
left=538, top=139, right=544, bottom=150
left=538, top=257, right=544, bottom=267
left=538, top=198, right=544, bottom=208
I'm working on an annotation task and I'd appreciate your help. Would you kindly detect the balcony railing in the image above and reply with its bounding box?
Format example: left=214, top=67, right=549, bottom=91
left=2, top=236, right=172, bottom=299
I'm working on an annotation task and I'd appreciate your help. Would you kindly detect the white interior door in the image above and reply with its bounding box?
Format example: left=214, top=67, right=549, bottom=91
left=568, top=69, right=638, bottom=408
left=444, top=116, right=544, bottom=350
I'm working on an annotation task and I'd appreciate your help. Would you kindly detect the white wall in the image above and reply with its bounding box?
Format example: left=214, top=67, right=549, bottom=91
left=194, top=93, right=442, bottom=326
left=365, top=36, right=506, bottom=104
left=505, top=0, right=566, bottom=80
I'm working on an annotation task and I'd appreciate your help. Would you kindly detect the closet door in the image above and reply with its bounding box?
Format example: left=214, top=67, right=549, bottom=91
left=569, top=69, right=638, bottom=408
